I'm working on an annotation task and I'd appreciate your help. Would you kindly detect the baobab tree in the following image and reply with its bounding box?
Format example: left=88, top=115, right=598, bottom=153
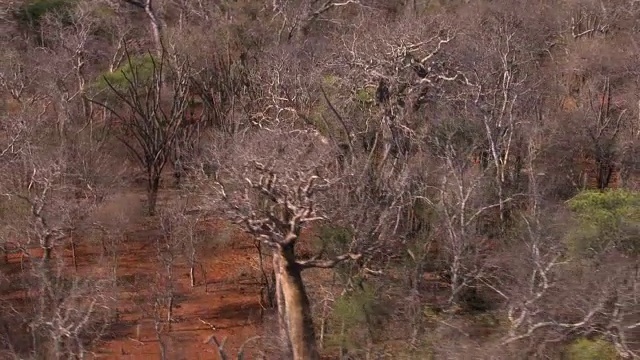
left=220, top=162, right=363, bottom=360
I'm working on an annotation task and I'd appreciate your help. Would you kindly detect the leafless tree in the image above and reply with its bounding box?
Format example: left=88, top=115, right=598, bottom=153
left=0, top=106, right=77, bottom=264
left=498, top=225, right=640, bottom=359
left=269, top=0, right=363, bottom=43
left=176, top=210, right=205, bottom=288
left=91, top=50, right=198, bottom=215
left=0, top=74, right=113, bottom=360
left=0, top=258, right=113, bottom=359
left=479, top=129, right=640, bottom=359
left=119, top=0, right=164, bottom=57
left=580, top=77, right=629, bottom=190
left=218, top=160, right=364, bottom=360
left=0, top=109, right=112, bottom=357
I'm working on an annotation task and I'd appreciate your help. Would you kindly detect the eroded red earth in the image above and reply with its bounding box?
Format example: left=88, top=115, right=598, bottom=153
left=2, top=198, right=269, bottom=359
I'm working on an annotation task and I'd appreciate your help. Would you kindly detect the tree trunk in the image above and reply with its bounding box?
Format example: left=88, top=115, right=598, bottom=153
left=167, top=294, right=174, bottom=327
left=147, top=175, right=160, bottom=216
left=273, top=253, right=292, bottom=356
left=338, top=320, right=346, bottom=359
left=144, top=0, right=164, bottom=58
left=42, top=246, right=52, bottom=261
left=275, top=247, right=320, bottom=360
left=155, top=322, right=167, bottom=360
left=189, top=263, right=195, bottom=287
left=70, top=235, right=77, bottom=272
left=189, top=247, right=196, bottom=287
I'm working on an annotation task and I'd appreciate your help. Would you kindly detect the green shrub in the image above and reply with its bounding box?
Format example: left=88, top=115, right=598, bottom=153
left=327, top=284, right=380, bottom=351
left=307, top=110, right=332, bottom=137
left=306, top=75, right=343, bottom=139
left=315, top=224, right=352, bottom=253
left=322, top=74, right=340, bottom=87
left=14, top=0, right=75, bottom=27
left=565, top=338, right=617, bottom=360
left=354, top=86, right=376, bottom=105
left=333, top=288, right=374, bottom=326
left=566, top=189, right=640, bottom=256
left=93, top=54, right=157, bottom=94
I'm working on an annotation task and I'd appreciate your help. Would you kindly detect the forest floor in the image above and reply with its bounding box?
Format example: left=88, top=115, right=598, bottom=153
left=2, top=190, right=269, bottom=360
left=93, top=226, right=264, bottom=360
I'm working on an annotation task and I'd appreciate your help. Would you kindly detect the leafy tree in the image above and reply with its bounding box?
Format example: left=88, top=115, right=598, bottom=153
left=566, top=189, right=640, bottom=256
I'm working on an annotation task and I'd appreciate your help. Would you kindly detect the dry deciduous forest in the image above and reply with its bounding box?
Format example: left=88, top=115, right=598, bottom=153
left=1, top=0, right=640, bottom=359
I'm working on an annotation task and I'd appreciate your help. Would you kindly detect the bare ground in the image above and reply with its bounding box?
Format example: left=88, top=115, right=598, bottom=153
left=1, top=190, right=269, bottom=360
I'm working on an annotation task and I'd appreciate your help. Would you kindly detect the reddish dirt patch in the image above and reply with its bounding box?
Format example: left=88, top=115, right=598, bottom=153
left=93, top=220, right=265, bottom=359
left=97, top=258, right=262, bottom=357
left=1, top=212, right=267, bottom=359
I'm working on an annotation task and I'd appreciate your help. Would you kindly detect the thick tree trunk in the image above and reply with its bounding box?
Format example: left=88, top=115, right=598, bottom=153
left=42, top=244, right=52, bottom=261
left=275, top=247, right=320, bottom=360
left=273, top=253, right=292, bottom=356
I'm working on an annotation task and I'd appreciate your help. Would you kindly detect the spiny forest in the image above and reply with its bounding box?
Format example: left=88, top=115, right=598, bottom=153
left=1, top=0, right=639, bottom=359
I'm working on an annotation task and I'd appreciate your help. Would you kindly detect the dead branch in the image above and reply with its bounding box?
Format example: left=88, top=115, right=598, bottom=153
left=297, top=252, right=362, bottom=269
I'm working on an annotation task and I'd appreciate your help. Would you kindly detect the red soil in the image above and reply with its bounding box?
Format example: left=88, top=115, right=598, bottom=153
left=1, top=209, right=267, bottom=359
left=94, top=234, right=264, bottom=359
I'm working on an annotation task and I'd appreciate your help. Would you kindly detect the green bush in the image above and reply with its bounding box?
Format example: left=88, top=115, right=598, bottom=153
left=14, top=0, right=75, bottom=27
left=316, top=224, right=352, bottom=252
left=94, top=54, right=157, bottom=93
left=327, top=284, right=381, bottom=352
left=322, top=74, right=340, bottom=87
left=565, top=338, right=617, bottom=360
left=305, top=76, right=342, bottom=139
left=309, top=224, right=349, bottom=258
left=354, top=86, right=376, bottom=105
left=566, top=189, right=640, bottom=256
left=333, top=287, right=375, bottom=326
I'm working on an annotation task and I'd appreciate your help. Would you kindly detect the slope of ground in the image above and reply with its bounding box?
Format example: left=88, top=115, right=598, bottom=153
left=1, top=190, right=268, bottom=360
left=93, top=238, right=264, bottom=359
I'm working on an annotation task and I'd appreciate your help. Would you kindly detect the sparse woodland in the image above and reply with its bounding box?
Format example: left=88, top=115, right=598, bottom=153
left=1, top=0, right=640, bottom=359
